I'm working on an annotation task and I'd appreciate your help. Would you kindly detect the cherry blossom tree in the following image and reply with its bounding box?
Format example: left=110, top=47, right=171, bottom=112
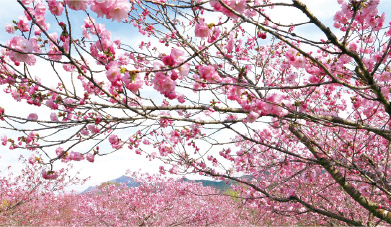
left=1, top=0, right=391, bottom=225
left=0, top=155, right=84, bottom=225
left=1, top=172, right=256, bottom=226
left=70, top=172, right=255, bottom=226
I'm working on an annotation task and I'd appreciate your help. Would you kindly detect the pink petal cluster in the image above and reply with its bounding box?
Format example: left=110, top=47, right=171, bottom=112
left=195, top=22, right=210, bottom=38
left=122, top=71, right=143, bottom=94
left=285, top=48, right=306, bottom=69
left=27, top=113, right=38, bottom=121
left=86, top=153, right=95, bottom=163
left=69, top=151, right=84, bottom=161
left=28, top=155, right=37, bottom=164
left=152, top=72, right=177, bottom=99
left=7, top=36, right=36, bottom=65
left=50, top=112, right=59, bottom=121
left=66, top=0, right=90, bottom=11
left=198, top=65, right=221, bottom=82
left=245, top=111, right=259, bottom=123
left=5, top=23, right=15, bottom=34
left=109, top=134, right=122, bottom=149
left=1, top=135, right=7, bottom=146
left=334, top=1, right=385, bottom=31
left=208, top=27, right=221, bottom=43
left=210, top=0, right=248, bottom=18
left=42, top=170, right=59, bottom=180
left=66, top=0, right=132, bottom=23
left=106, top=61, right=122, bottom=84
left=151, top=48, right=189, bottom=101
left=48, top=0, right=64, bottom=16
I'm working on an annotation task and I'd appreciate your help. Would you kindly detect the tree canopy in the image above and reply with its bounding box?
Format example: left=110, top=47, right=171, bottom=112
left=1, top=0, right=391, bottom=225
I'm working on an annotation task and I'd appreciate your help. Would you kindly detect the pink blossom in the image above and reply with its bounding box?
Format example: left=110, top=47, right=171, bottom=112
left=20, top=0, right=32, bottom=4
left=178, top=63, right=190, bottom=79
left=152, top=72, right=177, bottom=97
left=292, top=56, right=306, bottom=68
left=226, top=114, right=238, bottom=121
left=7, top=36, right=36, bottom=64
left=162, top=55, right=175, bottom=67
left=81, top=129, right=90, bottom=136
left=208, top=27, right=221, bottom=43
left=27, top=113, right=38, bottom=121
left=177, top=93, right=185, bottom=103
left=88, top=124, right=100, bottom=134
left=90, top=0, right=131, bottom=22
left=106, top=61, right=121, bottom=84
left=66, top=0, right=90, bottom=11
left=46, top=100, right=59, bottom=110
left=159, top=115, right=173, bottom=128
left=231, top=0, right=247, bottom=13
left=170, top=71, right=178, bottom=81
left=28, top=155, right=36, bottom=164
left=381, top=86, right=390, bottom=100
left=348, top=42, right=358, bottom=52
left=42, top=170, right=59, bottom=180
left=161, top=79, right=176, bottom=94
left=34, top=3, right=46, bottom=16
left=48, top=47, right=63, bottom=60
left=198, top=65, right=221, bottom=82
left=169, top=130, right=181, bottom=144
left=159, top=166, right=166, bottom=174
left=246, top=111, right=259, bottom=123
left=108, top=0, right=132, bottom=23
left=48, top=0, right=64, bottom=16
left=5, top=23, right=15, bottom=34
left=90, top=1, right=111, bottom=18
left=69, top=151, right=84, bottom=161
left=86, top=153, right=95, bottom=163
left=56, top=147, right=65, bottom=157
left=63, top=63, right=76, bottom=72
left=17, top=15, right=30, bottom=32
left=209, top=0, right=246, bottom=17
left=126, top=77, right=143, bottom=94
left=210, top=0, right=224, bottom=12
left=169, top=165, right=178, bottom=174
left=170, top=48, right=185, bottom=63
left=1, top=135, right=7, bottom=146
left=109, top=134, right=120, bottom=146
left=50, top=112, right=59, bottom=121
left=258, top=32, right=267, bottom=39
left=25, top=132, right=36, bottom=144
left=143, top=139, right=150, bottom=145
left=195, top=22, right=210, bottom=38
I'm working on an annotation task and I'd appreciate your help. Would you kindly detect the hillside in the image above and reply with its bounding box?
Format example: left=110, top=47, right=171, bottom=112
left=82, top=175, right=233, bottom=193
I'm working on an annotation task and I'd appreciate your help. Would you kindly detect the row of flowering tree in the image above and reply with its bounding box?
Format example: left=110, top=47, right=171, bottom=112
left=1, top=170, right=260, bottom=226
left=0, top=155, right=84, bottom=225
left=1, top=0, right=391, bottom=225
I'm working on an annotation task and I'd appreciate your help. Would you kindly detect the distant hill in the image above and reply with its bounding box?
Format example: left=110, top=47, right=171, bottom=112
left=82, top=175, right=138, bottom=194
left=181, top=178, right=231, bottom=191
left=82, top=175, right=247, bottom=194
left=112, top=175, right=138, bottom=186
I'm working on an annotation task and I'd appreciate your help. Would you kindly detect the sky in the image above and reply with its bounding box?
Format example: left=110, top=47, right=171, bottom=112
left=0, top=0, right=166, bottom=192
left=1, top=0, right=391, bottom=193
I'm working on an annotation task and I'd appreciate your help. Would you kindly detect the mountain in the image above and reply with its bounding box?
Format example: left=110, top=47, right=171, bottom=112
left=81, top=175, right=138, bottom=194
left=181, top=178, right=231, bottom=191
left=112, top=175, right=138, bottom=186
left=82, top=175, right=243, bottom=194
